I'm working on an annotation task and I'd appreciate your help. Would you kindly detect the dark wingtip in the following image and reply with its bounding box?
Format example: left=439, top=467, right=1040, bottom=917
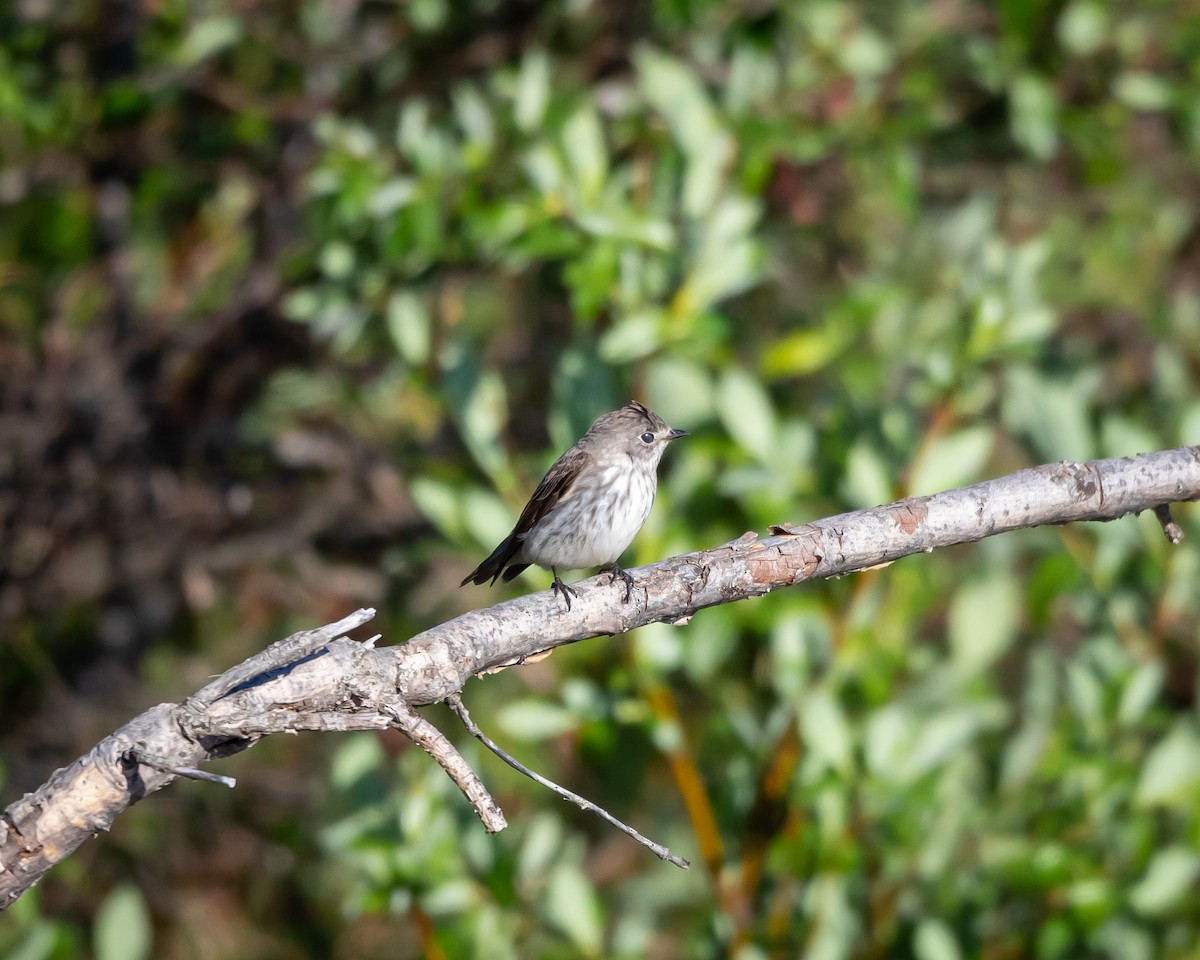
left=461, top=563, right=524, bottom=587
left=462, top=533, right=520, bottom=588
left=461, top=566, right=500, bottom=587
left=501, top=563, right=530, bottom=583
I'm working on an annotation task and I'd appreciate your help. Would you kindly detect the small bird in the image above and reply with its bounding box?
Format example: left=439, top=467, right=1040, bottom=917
left=460, top=400, right=688, bottom=610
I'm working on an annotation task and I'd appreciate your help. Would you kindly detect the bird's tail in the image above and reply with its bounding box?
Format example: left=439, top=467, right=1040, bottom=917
left=460, top=534, right=523, bottom=587
left=501, top=563, right=529, bottom=582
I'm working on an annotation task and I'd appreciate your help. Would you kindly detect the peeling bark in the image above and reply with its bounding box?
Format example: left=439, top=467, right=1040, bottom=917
left=3, top=446, right=1198, bottom=907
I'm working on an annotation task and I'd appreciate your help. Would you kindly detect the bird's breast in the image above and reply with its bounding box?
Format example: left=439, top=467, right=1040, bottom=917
left=518, top=464, right=657, bottom=569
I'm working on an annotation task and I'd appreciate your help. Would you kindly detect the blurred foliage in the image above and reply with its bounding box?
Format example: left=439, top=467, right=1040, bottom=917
left=2, top=0, right=1200, bottom=957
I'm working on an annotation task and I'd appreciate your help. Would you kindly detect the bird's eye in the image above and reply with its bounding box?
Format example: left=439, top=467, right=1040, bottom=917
left=640, top=432, right=655, bottom=444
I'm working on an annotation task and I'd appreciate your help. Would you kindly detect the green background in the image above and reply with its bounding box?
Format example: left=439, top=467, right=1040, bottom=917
left=3, top=0, right=1200, bottom=957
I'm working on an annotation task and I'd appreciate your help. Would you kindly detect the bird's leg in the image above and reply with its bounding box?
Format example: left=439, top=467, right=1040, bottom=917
left=550, top=567, right=577, bottom=611
left=604, top=562, right=635, bottom=603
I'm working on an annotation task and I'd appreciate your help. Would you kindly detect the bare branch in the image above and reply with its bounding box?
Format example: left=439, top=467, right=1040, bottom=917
left=189, top=607, right=377, bottom=706
left=1154, top=503, right=1184, bottom=543
left=395, top=447, right=1200, bottom=702
left=390, top=701, right=507, bottom=833
left=3, top=446, right=1197, bottom=907
left=126, top=749, right=237, bottom=789
left=448, top=696, right=689, bottom=869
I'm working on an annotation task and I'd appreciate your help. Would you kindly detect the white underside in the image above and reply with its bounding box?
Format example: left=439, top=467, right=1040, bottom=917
left=517, top=463, right=656, bottom=570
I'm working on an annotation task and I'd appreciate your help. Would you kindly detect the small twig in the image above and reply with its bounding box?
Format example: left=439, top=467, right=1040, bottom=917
left=1154, top=504, right=1184, bottom=544
left=447, top=695, right=690, bottom=870
left=387, top=701, right=508, bottom=833
left=7, top=449, right=1200, bottom=907
left=127, top=749, right=237, bottom=789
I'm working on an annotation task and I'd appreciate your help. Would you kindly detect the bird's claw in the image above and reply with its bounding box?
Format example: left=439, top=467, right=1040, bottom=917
left=606, top=563, right=635, bottom=603
left=551, top=573, right=577, bottom=611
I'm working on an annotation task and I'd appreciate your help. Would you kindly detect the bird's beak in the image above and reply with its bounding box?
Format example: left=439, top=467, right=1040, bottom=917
left=667, top=428, right=688, bottom=440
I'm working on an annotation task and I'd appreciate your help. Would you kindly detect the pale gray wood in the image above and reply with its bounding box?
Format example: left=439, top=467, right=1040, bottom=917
left=3, top=446, right=1198, bottom=907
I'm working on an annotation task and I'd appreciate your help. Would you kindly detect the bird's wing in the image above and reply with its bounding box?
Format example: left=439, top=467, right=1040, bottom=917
left=511, top=446, right=590, bottom=539
left=460, top=447, right=591, bottom=586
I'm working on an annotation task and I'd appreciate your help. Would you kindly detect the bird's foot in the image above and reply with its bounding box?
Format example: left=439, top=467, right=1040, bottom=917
left=550, top=570, right=577, bottom=611
left=605, top=563, right=635, bottom=603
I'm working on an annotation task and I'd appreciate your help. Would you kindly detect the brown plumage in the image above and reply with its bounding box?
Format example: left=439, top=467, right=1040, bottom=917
left=460, top=400, right=687, bottom=609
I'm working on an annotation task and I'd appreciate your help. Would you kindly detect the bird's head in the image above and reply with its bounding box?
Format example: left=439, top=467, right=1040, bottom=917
left=585, top=400, right=688, bottom=467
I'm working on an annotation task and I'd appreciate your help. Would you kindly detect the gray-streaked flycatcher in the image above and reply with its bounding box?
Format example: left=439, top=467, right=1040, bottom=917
left=460, top=400, right=687, bottom=610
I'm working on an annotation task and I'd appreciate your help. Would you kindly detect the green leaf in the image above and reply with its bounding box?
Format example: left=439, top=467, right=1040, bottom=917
left=804, top=874, right=854, bottom=960
left=1000, top=720, right=1049, bottom=789
left=1118, top=661, right=1164, bottom=726
left=515, top=49, right=551, bottom=132
left=443, top=351, right=509, bottom=479
left=1136, top=724, right=1200, bottom=805
left=562, top=105, right=607, bottom=205
left=496, top=699, right=578, bottom=740
left=839, top=28, right=893, bottom=79
left=1010, top=74, right=1059, bottom=160
left=716, top=367, right=777, bottom=463
left=471, top=905, right=518, bottom=960
left=423, top=879, right=478, bottom=915
left=948, top=575, right=1019, bottom=674
left=518, top=813, right=565, bottom=880
left=409, top=476, right=465, bottom=539
left=646, top=357, right=714, bottom=428
left=1097, top=922, right=1154, bottom=960
left=1100, top=415, right=1159, bottom=459
left=633, top=622, right=685, bottom=672
left=282, top=287, right=320, bottom=322
left=572, top=209, right=673, bottom=248
left=409, top=0, right=447, bottom=32
left=767, top=614, right=811, bottom=699
left=903, top=707, right=1003, bottom=779
left=1065, top=661, right=1103, bottom=734
left=318, top=240, right=355, bottom=280
left=914, top=918, right=962, bottom=960
left=368, top=177, right=418, bottom=218
left=544, top=863, right=603, bottom=955
left=95, top=885, right=152, bottom=960
left=633, top=47, right=720, bottom=151
left=453, top=83, right=494, bottom=153
left=1002, top=366, right=1096, bottom=462
left=762, top=325, right=852, bottom=378
left=173, top=16, right=241, bottom=67
left=1129, top=848, right=1200, bottom=916
left=908, top=427, right=994, bottom=495
left=1067, top=878, right=1115, bottom=924
left=998, top=662, right=1056, bottom=787
left=842, top=441, right=893, bottom=508
left=330, top=733, right=385, bottom=791
left=9, top=923, right=58, bottom=960
left=385, top=291, right=431, bottom=364
left=802, top=688, right=853, bottom=775
left=1115, top=73, right=1171, bottom=112
left=1177, top=399, right=1200, bottom=449
left=681, top=195, right=763, bottom=313
left=1058, top=2, right=1107, bottom=55
left=549, top=347, right=618, bottom=451
left=523, top=143, right=567, bottom=197
left=866, top=705, right=915, bottom=780
left=461, top=488, right=515, bottom=556
left=682, top=128, right=734, bottom=217
left=598, top=310, right=664, bottom=362
left=634, top=47, right=733, bottom=215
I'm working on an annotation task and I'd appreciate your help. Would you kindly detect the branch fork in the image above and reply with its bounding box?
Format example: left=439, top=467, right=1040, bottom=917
left=4, top=446, right=1199, bottom=907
